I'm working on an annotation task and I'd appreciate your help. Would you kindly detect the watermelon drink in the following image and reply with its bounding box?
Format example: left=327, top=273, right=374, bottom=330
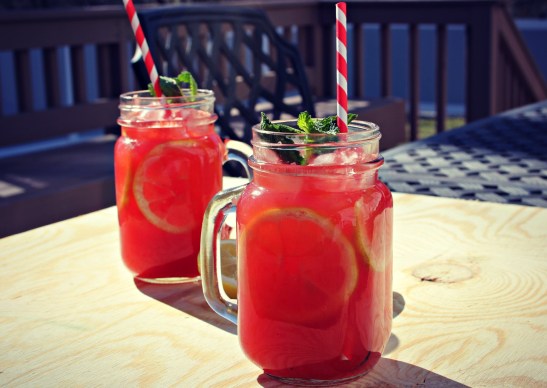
left=237, top=162, right=393, bottom=382
left=200, top=117, right=393, bottom=384
left=116, top=90, right=223, bottom=283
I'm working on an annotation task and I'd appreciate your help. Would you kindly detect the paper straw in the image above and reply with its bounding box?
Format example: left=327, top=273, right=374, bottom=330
left=123, top=0, right=162, bottom=97
left=336, top=2, right=348, bottom=133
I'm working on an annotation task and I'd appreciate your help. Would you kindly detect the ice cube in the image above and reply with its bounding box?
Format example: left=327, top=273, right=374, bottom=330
left=253, top=147, right=280, bottom=164
left=310, top=152, right=337, bottom=166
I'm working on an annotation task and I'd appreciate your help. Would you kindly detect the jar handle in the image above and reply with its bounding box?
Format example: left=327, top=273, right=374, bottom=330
left=200, top=184, right=246, bottom=324
left=224, top=139, right=253, bottom=179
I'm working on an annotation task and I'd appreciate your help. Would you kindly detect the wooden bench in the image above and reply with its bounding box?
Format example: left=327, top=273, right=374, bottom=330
left=0, top=9, right=134, bottom=237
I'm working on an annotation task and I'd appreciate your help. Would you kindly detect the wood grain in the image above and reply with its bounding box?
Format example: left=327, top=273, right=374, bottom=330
left=1, top=183, right=546, bottom=387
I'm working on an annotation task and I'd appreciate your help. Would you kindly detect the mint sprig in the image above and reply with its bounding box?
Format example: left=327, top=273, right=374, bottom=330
left=260, top=113, right=302, bottom=133
left=262, top=111, right=357, bottom=135
left=175, top=71, right=198, bottom=96
left=296, top=111, right=358, bottom=135
left=148, top=70, right=198, bottom=98
left=259, top=111, right=358, bottom=165
left=259, top=113, right=305, bottom=165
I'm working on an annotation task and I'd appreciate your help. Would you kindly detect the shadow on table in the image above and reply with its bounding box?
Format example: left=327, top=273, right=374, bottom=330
left=256, top=357, right=469, bottom=387
left=134, top=278, right=237, bottom=335
left=133, top=282, right=406, bottom=340
left=393, top=291, right=405, bottom=319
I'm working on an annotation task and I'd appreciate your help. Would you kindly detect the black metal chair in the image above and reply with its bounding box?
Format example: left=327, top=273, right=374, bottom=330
left=133, top=4, right=316, bottom=144
left=379, top=100, right=547, bottom=207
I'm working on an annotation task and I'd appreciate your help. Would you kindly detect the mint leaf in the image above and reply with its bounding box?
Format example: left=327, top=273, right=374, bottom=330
left=295, top=111, right=358, bottom=134
left=296, top=111, right=315, bottom=133
left=258, top=113, right=304, bottom=165
left=260, top=112, right=303, bottom=134
left=309, top=114, right=358, bottom=157
left=159, top=76, right=182, bottom=97
left=147, top=70, right=199, bottom=98
left=257, top=112, right=359, bottom=165
left=315, top=116, right=338, bottom=134
left=348, top=113, right=358, bottom=123
left=176, top=71, right=198, bottom=96
left=147, top=83, right=156, bottom=96
left=313, top=113, right=358, bottom=134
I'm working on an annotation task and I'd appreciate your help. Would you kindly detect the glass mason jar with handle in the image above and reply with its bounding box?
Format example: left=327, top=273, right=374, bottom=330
left=116, top=89, right=250, bottom=283
left=200, top=119, right=393, bottom=385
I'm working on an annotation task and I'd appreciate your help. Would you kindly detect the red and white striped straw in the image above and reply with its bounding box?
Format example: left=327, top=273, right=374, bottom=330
left=336, top=2, right=348, bottom=133
left=123, top=0, right=162, bottom=97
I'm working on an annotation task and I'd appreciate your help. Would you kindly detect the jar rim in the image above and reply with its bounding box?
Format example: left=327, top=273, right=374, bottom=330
left=248, top=154, right=385, bottom=175
left=251, top=119, right=381, bottom=146
left=119, top=89, right=215, bottom=107
left=250, top=118, right=382, bottom=168
left=118, top=89, right=217, bottom=128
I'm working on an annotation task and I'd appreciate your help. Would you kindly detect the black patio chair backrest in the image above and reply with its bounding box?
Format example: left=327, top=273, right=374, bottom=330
left=133, top=5, right=316, bottom=143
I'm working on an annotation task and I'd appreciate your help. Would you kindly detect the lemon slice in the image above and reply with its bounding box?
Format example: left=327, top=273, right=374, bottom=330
left=220, top=239, right=238, bottom=299
left=355, top=195, right=387, bottom=271
left=133, top=140, right=200, bottom=233
left=240, top=207, right=358, bottom=325
left=116, top=160, right=132, bottom=210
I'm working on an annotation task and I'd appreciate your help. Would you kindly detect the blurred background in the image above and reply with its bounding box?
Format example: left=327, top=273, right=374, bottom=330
left=1, top=0, right=546, bottom=139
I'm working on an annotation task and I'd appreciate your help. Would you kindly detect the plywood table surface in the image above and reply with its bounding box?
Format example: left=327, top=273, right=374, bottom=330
left=1, top=177, right=546, bottom=387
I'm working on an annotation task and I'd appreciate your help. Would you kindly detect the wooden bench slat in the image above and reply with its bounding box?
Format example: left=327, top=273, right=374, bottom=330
left=409, top=24, right=419, bottom=141
left=435, top=24, right=447, bottom=133
left=0, top=101, right=119, bottom=147
left=0, top=10, right=132, bottom=50
left=43, top=47, right=62, bottom=108
left=118, top=41, right=131, bottom=94
left=14, top=50, right=33, bottom=113
left=380, top=23, right=391, bottom=97
left=352, top=22, right=364, bottom=99
left=71, top=46, right=87, bottom=104
left=0, top=138, right=116, bottom=238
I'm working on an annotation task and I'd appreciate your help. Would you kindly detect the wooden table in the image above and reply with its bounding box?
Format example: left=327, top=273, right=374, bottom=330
left=1, top=177, right=546, bottom=387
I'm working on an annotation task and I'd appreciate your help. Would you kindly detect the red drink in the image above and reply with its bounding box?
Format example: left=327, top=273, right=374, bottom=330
left=200, top=120, right=393, bottom=384
left=237, top=160, right=392, bottom=382
left=116, top=91, right=223, bottom=282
